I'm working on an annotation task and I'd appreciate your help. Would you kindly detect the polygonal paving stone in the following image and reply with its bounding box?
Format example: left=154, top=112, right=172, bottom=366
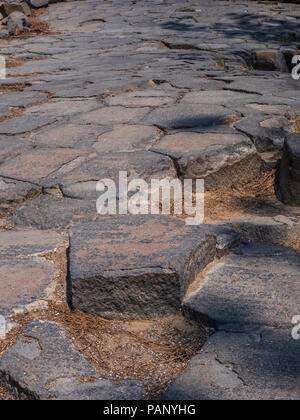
left=164, top=326, right=300, bottom=400
left=181, top=90, right=260, bottom=106
left=183, top=243, right=300, bottom=330
left=151, top=132, right=260, bottom=190
left=33, top=124, right=106, bottom=149
left=0, top=321, right=143, bottom=400
left=0, top=116, right=57, bottom=135
left=79, top=106, right=151, bottom=125
left=0, top=257, right=59, bottom=317
left=0, top=177, right=41, bottom=217
left=143, top=104, right=242, bottom=129
left=45, top=151, right=176, bottom=200
left=93, top=124, right=160, bottom=154
left=68, top=215, right=220, bottom=320
left=106, top=91, right=175, bottom=107
left=0, top=139, right=32, bottom=165
left=11, top=195, right=96, bottom=230
left=0, top=148, right=87, bottom=184
left=23, top=99, right=100, bottom=118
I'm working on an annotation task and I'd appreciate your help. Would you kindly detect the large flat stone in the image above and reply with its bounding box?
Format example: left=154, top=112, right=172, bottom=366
left=0, top=321, right=143, bottom=400
left=0, top=148, right=86, bottom=184
left=151, top=132, right=260, bottom=190
left=69, top=215, right=218, bottom=320
left=183, top=243, right=300, bottom=330
left=143, top=104, right=241, bottom=130
left=164, top=326, right=300, bottom=400
left=79, top=106, right=150, bottom=125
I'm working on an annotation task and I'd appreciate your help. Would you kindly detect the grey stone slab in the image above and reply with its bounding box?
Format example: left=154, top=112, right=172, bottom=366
left=0, top=138, right=32, bottom=165
left=0, top=116, right=57, bottom=135
left=183, top=243, right=300, bottom=330
left=164, top=326, right=300, bottom=400
left=0, top=321, right=143, bottom=400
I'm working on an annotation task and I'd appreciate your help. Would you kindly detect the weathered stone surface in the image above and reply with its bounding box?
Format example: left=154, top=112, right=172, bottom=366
left=276, top=134, right=300, bottom=205
left=0, top=257, right=58, bottom=317
left=143, top=104, right=241, bottom=130
left=0, top=148, right=86, bottom=184
left=6, top=11, right=29, bottom=36
left=11, top=195, right=96, bottom=230
left=106, top=90, right=175, bottom=107
left=69, top=215, right=218, bottom=320
left=45, top=151, right=176, bottom=200
left=0, top=321, right=143, bottom=400
left=183, top=243, right=300, bottom=329
left=252, top=50, right=289, bottom=72
left=93, top=125, right=160, bottom=154
left=151, top=132, right=262, bottom=190
left=0, top=177, right=40, bottom=216
left=0, top=116, right=56, bottom=135
left=0, top=139, right=31, bottom=165
left=224, top=216, right=300, bottom=248
left=24, top=99, right=100, bottom=119
left=80, top=106, right=150, bottom=126
left=181, top=90, right=260, bottom=106
left=164, top=326, right=300, bottom=400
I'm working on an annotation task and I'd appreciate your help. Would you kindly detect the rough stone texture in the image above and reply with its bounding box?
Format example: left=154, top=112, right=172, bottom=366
left=151, top=132, right=261, bottom=190
left=276, top=134, right=300, bottom=205
left=0, top=321, right=143, bottom=400
left=252, top=50, right=289, bottom=72
left=164, top=326, right=300, bottom=400
left=223, top=216, right=300, bottom=248
left=183, top=243, right=300, bottom=330
left=69, top=215, right=218, bottom=320
left=0, top=177, right=41, bottom=216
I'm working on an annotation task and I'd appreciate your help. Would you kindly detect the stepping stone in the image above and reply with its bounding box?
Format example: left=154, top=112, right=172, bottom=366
left=151, top=132, right=260, bottom=190
left=183, top=243, right=300, bottom=330
left=0, top=321, right=143, bottom=400
left=276, top=134, right=300, bottom=205
left=164, top=326, right=300, bottom=400
left=0, top=148, right=87, bottom=185
left=69, top=215, right=220, bottom=320
left=0, top=177, right=41, bottom=217
left=223, top=216, right=300, bottom=249
left=143, top=104, right=241, bottom=129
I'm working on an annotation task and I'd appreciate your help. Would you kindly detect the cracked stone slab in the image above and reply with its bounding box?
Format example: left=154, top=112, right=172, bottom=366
left=79, top=106, right=151, bottom=125
left=183, top=242, right=300, bottom=330
left=0, top=138, right=32, bottom=165
left=0, top=116, right=57, bottom=135
left=45, top=151, right=176, bottom=200
left=0, top=321, right=143, bottom=400
left=151, top=132, right=260, bottom=190
left=23, top=99, right=100, bottom=118
left=164, top=326, right=300, bottom=400
left=181, top=90, right=260, bottom=106
left=0, top=148, right=87, bottom=184
left=143, top=104, right=242, bottom=130
left=0, top=257, right=59, bottom=317
left=0, top=177, right=41, bottom=217
left=106, top=91, right=175, bottom=107
left=69, top=215, right=218, bottom=320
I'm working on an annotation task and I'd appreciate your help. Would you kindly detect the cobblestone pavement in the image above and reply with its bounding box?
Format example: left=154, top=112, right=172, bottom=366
left=0, top=0, right=299, bottom=400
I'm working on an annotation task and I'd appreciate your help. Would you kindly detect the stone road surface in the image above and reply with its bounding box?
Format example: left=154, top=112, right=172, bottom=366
left=0, top=0, right=299, bottom=400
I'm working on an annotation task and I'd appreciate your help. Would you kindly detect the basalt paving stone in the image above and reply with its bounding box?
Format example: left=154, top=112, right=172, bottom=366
left=0, top=92, right=48, bottom=108
left=151, top=132, right=260, bottom=190
left=67, top=215, right=228, bottom=320
left=0, top=321, right=143, bottom=400
left=0, top=257, right=59, bottom=317
left=0, top=139, right=32, bottom=165
left=0, top=116, right=57, bottom=136
left=106, top=91, right=175, bottom=107
left=223, top=216, right=300, bottom=249
left=181, top=90, right=261, bottom=106
left=32, top=124, right=107, bottom=149
left=142, top=104, right=242, bottom=130
left=23, top=99, right=100, bottom=119
left=234, top=115, right=289, bottom=152
left=45, top=151, right=176, bottom=200
left=93, top=125, right=160, bottom=154
left=11, top=195, right=96, bottom=231
left=0, top=177, right=41, bottom=217
left=164, top=326, right=300, bottom=400
left=183, top=243, right=300, bottom=330
left=0, top=148, right=87, bottom=184
left=79, top=106, right=151, bottom=125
